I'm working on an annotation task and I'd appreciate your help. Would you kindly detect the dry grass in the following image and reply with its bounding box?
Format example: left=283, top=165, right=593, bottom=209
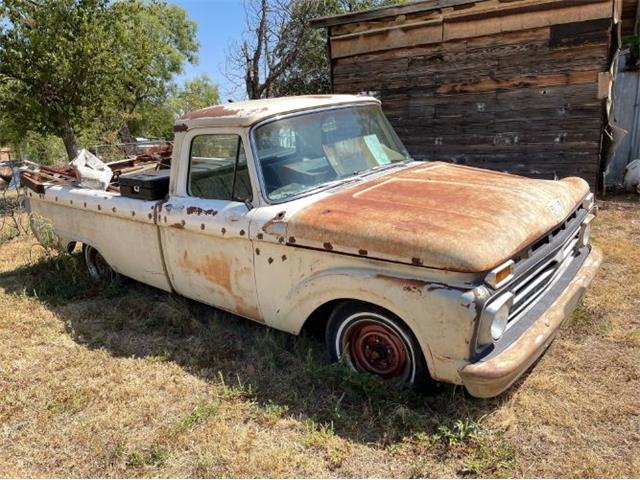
left=0, top=190, right=638, bottom=478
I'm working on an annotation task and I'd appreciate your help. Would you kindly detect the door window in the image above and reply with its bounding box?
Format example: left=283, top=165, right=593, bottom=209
left=188, top=134, right=252, bottom=202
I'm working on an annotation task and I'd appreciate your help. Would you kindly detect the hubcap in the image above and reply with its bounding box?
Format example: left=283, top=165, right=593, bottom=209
left=346, top=321, right=408, bottom=379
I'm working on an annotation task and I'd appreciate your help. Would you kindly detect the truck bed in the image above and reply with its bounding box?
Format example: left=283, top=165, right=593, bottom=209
left=27, top=184, right=171, bottom=291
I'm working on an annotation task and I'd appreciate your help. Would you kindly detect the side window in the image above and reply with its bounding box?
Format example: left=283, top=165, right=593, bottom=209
left=188, top=134, right=252, bottom=202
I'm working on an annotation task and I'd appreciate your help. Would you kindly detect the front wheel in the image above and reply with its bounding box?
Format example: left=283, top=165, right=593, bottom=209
left=326, top=302, right=434, bottom=391
left=83, top=244, right=119, bottom=282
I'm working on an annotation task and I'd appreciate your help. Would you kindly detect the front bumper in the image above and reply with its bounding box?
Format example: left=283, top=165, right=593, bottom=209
left=459, top=246, right=603, bottom=398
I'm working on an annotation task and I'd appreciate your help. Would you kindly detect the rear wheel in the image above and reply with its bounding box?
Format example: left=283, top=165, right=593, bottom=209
left=83, top=244, right=118, bottom=282
left=326, top=302, right=434, bottom=390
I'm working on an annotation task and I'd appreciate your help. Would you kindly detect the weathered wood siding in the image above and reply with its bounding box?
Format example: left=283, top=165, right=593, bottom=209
left=326, top=0, right=618, bottom=189
left=621, top=0, right=638, bottom=35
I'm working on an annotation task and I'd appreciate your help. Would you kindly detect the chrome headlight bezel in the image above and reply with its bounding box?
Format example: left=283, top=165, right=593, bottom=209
left=582, top=193, right=595, bottom=211
left=477, top=292, right=514, bottom=346
left=578, top=213, right=595, bottom=248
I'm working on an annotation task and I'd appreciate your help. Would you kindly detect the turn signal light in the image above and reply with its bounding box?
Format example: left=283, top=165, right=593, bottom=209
left=485, top=260, right=515, bottom=289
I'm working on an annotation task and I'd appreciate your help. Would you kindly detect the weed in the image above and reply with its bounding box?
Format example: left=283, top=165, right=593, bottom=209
left=148, top=349, right=172, bottom=363
left=459, top=436, right=517, bottom=478
left=302, top=419, right=350, bottom=470
left=125, top=443, right=171, bottom=468
left=146, top=442, right=170, bottom=466
left=303, top=419, right=335, bottom=448
left=217, top=371, right=253, bottom=400
left=180, top=402, right=219, bottom=429
left=434, top=418, right=482, bottom=447
left=112, top=440, right=126, bottom=463
left=312, top=361, right=420, bottom=410
left=124, top=451, right=143, bottom=468
left=9, top=253, right=89, bottom=304
left=29, top=213, right=64, bottom=254
left=261, top=402, right=289, bottom=424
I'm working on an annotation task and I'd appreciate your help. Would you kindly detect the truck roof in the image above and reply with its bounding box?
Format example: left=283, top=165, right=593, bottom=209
left=175, top=94, right=379, bottom=130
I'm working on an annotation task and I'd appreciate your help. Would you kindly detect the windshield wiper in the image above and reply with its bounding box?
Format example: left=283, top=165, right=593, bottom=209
left=354, top=159, right=412, bottom=177
left=302, top=176, right=362, bottom=196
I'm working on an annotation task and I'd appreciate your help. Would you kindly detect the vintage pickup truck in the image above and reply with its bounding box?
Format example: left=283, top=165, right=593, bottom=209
left=26, top=95, right=602, bottom=398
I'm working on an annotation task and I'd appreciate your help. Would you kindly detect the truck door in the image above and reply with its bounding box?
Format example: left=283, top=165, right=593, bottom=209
left=158, top=132, right=261, bottom=321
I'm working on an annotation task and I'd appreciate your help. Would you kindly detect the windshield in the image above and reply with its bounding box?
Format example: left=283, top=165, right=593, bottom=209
left=253, top=104, right=411, bottom=202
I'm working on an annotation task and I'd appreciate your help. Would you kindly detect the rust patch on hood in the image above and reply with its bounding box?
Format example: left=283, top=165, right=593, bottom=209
left=287, top=162, right=589, bottom=272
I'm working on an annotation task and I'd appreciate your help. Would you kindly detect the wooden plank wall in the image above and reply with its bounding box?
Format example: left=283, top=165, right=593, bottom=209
left=621, top=0, right=638, bottom=35
left=329, top=0, right=616, bottom=189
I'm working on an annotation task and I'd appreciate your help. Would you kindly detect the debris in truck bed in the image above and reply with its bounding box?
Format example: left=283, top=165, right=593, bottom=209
left=20, top=166, right=77, bottom=194
left=71, top=150, right=112, bottom=191
left=19, top=144, right=172, bottom=194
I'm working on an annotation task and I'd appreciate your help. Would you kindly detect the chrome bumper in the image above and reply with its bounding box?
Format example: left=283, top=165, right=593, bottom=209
left=459, top=246, right=603, bottom=398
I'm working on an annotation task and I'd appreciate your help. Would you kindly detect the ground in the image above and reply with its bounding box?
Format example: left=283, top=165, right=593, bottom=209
left=0, top=190, right=638, bottom=478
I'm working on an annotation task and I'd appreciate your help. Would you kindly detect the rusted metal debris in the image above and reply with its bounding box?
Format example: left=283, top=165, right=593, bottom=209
left=20, top=144, right=173, bottom=194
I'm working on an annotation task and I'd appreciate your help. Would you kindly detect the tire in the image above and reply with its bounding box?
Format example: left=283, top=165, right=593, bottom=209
left=326, top=301, right=435, bottom=391
left=83, top=244, right=119, bottom=282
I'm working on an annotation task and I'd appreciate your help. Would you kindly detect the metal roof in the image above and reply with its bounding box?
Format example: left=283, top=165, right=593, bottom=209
left=175, top=95, right=380, bottom=129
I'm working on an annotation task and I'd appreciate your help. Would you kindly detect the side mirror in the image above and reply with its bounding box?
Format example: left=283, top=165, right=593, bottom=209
left=244, top=198, right=254, bottom=211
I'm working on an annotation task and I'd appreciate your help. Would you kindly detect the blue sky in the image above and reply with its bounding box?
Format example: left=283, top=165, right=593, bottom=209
left=172, top=0, right=246, bottom=100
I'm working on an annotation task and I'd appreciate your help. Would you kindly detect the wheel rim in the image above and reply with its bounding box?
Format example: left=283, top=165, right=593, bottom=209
left=93, top=251, right=110, bottom=277
left=86, top=246, right=112, bottom=281
left=341, top=316, right=413, bottom=381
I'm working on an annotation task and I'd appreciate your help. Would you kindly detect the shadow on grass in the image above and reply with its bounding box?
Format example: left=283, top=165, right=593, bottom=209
left=0, top=252, right=515, bottom=451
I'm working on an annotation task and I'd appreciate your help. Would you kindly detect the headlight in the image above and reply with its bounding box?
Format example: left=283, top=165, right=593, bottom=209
left=490, top=298, right=511, bottom=340
left=477, top=292, right=514, bottom=346
left=578, top=214, right=595, bottom=248
left=579, top=223, right=591, bottom=247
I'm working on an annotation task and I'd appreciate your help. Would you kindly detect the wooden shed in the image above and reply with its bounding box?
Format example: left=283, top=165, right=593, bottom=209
left=312, top=0, right=628, bottom=190
left=621, top=0, right=639, bottom=35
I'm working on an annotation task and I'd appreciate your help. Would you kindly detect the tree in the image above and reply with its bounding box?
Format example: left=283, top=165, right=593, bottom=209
left=226, top=0, right=400, bottom=99
left=128, top=74, right=221, bottom=140
left=0, top=0, right=198, bottom=161
left=110, top=0, right=199, bottom=146
left=171, top=74, right=221, bottom=116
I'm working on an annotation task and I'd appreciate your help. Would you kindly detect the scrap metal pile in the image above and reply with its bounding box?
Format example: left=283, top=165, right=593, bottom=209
left=20, top=144, right=172, bottom=194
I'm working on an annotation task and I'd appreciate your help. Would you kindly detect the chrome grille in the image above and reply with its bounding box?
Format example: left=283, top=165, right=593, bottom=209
left=506, top=216, right=583, bottom=324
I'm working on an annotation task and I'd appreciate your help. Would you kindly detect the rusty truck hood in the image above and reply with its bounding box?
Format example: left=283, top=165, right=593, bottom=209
left=284, top=162, right=589, bottom=272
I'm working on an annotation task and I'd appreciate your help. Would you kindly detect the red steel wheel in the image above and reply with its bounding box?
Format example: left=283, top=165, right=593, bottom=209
left=348, top=322, right=408, bottom=379
left=326, top=302, right=434, bottom=390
